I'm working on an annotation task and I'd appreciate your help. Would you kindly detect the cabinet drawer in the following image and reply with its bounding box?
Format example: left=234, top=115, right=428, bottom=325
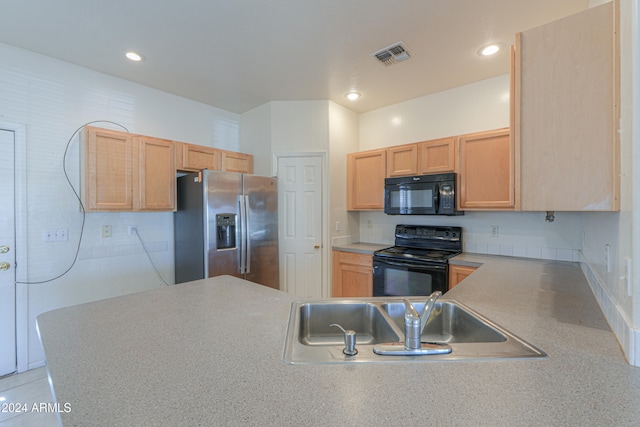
left=337, top=251, right=373, bottom=267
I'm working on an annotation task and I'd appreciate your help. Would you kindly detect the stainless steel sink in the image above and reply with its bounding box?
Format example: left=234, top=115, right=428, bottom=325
left=381, top=301, right=506, bottom=343
left=298, top=302, right=400, bottom=346
left=283, top=298, right=547, bottom=365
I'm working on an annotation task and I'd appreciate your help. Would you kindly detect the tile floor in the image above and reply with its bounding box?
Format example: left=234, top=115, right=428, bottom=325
left=0, top=368, right=58, bottom=426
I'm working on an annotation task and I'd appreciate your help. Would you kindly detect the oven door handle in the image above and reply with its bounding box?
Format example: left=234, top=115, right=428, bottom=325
left=374, top=259, right=447, bottom=271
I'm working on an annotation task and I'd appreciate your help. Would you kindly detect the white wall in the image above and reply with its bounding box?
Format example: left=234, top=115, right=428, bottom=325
left=357, top=75, right=584, bottom=261
left=241, top=100, right=361, bottom=296
left=328, top=102, right=360, bottom=246
left=239, top=103, right=272, bottom=175
left=579, top=0, right=638, bottom=365
left=270, top=101, right=330, bottom=152
left=0, top=42, right=240, bottom=368
left=360, top=75, right=511, bottom=149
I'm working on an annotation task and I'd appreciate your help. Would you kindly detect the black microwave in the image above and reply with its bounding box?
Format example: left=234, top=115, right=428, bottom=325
left=384, top=173, right=462, bottom=215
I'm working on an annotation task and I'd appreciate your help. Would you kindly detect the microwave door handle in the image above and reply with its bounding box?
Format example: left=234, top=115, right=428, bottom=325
left=433, top=184, right=440, bottom=213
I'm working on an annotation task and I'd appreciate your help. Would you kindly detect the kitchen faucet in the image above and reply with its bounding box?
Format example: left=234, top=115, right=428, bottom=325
left=404, top=291, right=441, bottom=350
left=373, top=291, right=452, bottom=356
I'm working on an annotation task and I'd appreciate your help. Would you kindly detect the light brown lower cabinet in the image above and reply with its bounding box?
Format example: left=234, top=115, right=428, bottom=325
left=448, top=264, right=478, bottom=289
left=332, top=250, right=373, bottom=297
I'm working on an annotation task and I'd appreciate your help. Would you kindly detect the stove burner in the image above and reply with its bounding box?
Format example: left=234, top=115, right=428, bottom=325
left=373, top=225, right=463, bottom=263
left=374, top=246, right=461, bottom=263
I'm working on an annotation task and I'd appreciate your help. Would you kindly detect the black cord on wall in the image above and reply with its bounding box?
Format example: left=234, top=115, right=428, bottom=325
left=17, top=120, right=171, bottom=286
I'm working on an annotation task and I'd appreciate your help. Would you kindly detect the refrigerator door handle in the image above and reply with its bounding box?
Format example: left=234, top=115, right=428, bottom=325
left=238, top=196, right=247, bottom=274
left=244, top=195, right=251, bottom=274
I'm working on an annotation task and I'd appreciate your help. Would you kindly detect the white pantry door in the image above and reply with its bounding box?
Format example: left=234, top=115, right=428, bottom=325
left=277, top=155, right=323, bottom=298
left=0, top=129, right=16, bottom=377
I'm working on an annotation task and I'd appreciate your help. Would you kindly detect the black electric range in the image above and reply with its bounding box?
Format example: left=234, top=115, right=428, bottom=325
left=372, top=225, right=462, bottom=296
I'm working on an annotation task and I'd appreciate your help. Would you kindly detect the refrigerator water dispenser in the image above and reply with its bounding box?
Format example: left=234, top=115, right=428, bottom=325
left=216, top=214, right=237, bottom=250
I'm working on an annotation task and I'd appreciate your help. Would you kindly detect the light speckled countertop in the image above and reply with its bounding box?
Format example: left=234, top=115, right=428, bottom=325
left=332, top=242, right=390, bottom=254
left=38, top=255, right=640, bottom=426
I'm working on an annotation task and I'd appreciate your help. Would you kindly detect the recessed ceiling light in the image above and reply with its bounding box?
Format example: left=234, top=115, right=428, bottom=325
left=346, top=91, right=361, bottom=101
left=478, top=44, right=500, bottom=56
left=125, top=51, right=145, bottom=62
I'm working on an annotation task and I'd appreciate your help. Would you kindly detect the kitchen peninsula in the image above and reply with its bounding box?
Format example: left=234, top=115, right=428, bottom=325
left=38, top=255, right=640, bottom=425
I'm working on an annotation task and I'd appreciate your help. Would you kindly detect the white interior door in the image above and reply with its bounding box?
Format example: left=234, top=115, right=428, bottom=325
left=0, top=129, right=16, bottom=376
left=277, top=155, right=323, bottom=298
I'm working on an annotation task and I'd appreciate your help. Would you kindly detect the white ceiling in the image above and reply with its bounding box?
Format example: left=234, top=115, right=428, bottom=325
left=0, top=0, right=590, bottom=114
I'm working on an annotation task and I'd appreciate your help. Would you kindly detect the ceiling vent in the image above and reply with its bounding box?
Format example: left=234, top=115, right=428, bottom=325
left=370, top=42, right=411, bottom=66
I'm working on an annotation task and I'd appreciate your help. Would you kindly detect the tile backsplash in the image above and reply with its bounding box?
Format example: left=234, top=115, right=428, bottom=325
left=464, top=242, right=580, bottom=262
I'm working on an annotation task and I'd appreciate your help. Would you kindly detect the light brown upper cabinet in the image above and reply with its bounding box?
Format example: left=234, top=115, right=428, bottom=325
left=458, top=128, right=515, bottom=210
left=82, top=126, right=176, bottom=212
left=515, top=1, right=619, bottom=211
left=175, top=142, right=220, bottom=172
left=176, top=142, right=254, bottom=174
left=418, top=137, right=456, bottom=174
left=347, top=148, right=386, bottom=210
left=82, top=126, right=134, bottom=211
left=133, top=136, right=176, bottom=211
left=221, top=150, right=254, bottom=174
left=386, top=144, right=418, bottom=177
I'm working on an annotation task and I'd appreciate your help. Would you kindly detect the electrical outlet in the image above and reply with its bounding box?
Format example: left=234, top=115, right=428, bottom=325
left=605, top=244, right=611, bottom=273
left=335, top=221, right=341, bottom=232
left=128, top=225, right=138, bottom=236
left=102, top=225, right=112, bottom=238
left=490, top=225, right=499, bottom=238
left=43, top=229, right=69, bottom=242
left=367, top=220, right=373, bottom=229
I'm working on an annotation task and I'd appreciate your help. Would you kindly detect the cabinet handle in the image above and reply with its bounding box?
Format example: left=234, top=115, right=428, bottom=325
left=0, top=262, right=10, bottom=271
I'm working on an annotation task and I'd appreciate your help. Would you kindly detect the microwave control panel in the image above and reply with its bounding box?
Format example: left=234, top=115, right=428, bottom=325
left=439, top=182, right=455, bottom=214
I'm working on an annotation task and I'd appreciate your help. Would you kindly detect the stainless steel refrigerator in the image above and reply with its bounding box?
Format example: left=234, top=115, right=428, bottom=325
left=174, top=170, right=279, bottom=289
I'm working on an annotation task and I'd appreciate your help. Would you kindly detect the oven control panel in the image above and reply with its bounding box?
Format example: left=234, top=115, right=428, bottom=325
left=394, top=225, right=462, bottom=251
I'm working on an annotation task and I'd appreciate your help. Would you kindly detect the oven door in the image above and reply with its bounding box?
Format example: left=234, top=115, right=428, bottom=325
left=373, top=257, right=448, bottom=297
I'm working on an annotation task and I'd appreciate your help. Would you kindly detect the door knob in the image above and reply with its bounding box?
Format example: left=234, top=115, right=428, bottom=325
left=314, top=245, right=320, bottom=249
left=0, top=246, right=8, bottom=254
left=0, top=262, right=10, bottom=271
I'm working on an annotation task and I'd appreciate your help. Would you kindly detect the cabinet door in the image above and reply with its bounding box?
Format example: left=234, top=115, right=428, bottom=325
left=83, top=126, right=133, bottom=211
left=176, top=142, right=220, bottom=172
left=418, top=137, right=456, bottom=174
left=517, top=2, right=618, bottom=211
left=458, top=128, right=514, bottom=210
left=448, top=265, right=477, bottom=290
left=347, top=149, right=386, bottom=210
left=221, top=150, right=254, bottom=174
left=134, top=136, right=176, bottom=211
left=386, top=144, right=418, bottom=177
left=332, top=251, right=373, bottom=297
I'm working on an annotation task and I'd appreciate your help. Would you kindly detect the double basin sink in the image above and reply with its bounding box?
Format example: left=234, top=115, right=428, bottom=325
left=283, top=298, right=547, bottom=364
